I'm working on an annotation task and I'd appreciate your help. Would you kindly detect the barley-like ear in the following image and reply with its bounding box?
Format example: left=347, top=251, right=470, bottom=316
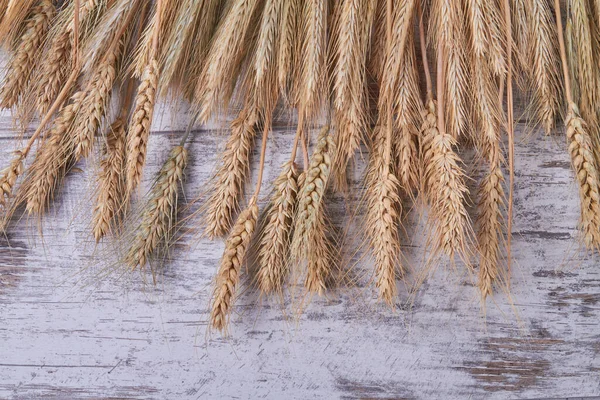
left=256, top=161, right=299, bottom=295
left=210, top=201, right=258, bottom=333
left=366, top=125, right=403, bottom=305
left=0, top=0, right=37, bottom=46
left=92, top=117, right=127, bottom=242
left=565, top=103, right=600, bottom=249
left=423, top=101, right=473, bottom=262
left=203, top=106, right=258, bottom=239
left=526, top=0, right=560, bottom=134
left=125, top=58, right=159, bottom=197
left=126, top=145, right=188, bottom=270
left=331, top=0, right=377, bottom=190
left=0, top=0, right=54, bottom=109
left=0, top=151, right=25, bottom=208
left=477, top=159, right=505, bottom=300
left=194, top=0, right=262, bottom=123
left=291, top=127, right=335, bottom=294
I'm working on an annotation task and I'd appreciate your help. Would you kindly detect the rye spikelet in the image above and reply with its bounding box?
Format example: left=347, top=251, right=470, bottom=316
left=0, top=0, right=54, bottom=109
left=92, top=117, right=127, bottom=242
left=526, top=0, right=560, bottom=133
left=0, top=151, right=25, bottom=208
left=366, top=125, right=403, bottom=305
left=203, top=107, right=257, bottom=239
left=291, top=127, right=335, bottom=294
left=565, top=103, right=600, bottom=249
left=256, top=161, right=299, bottom=295
left=331, top=0, right=377, bottom=190
left=125, top=58, right=158, bottom=197
left=210, top=201, right=258, bottom=332
left=126, top=145, right=188, bottom=270
left=195, top=0, right=262, bottom=123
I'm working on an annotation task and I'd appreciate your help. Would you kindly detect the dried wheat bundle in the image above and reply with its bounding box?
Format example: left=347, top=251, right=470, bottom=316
left=2, top=0, right=600, bottom=334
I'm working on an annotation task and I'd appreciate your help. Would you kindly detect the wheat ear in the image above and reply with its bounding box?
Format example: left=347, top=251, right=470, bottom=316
left=277, top=0, right=301, bottom=104
left=331, top=0, right=376, bottom=190
left=526, top=0, right=560, bottom=133
left=366, top=124, right=403, bottom=305
left=291, top=127, right=335, bottom=294
left=569, top=0, right=598, bottom=124
left=256, top=161, right=299, bottom=295
left=195, top=0, right=262, bottom=123
left=477, top=157, right=505, bottom=300
left=92, top=117, right=127, bottom=242
left=73, top=42, right=121, bottom=160
left=393, top=29, right=420, bottom=193
left=24, top=91, right=86, bottom=216
left=0, top=0, right=54, bottom=109
left=0, top=151, right=25, bottom=208
left=125, top=58, right=159, bottom=197
left=203, top=107, right=258, bottom=239
left=126, top=146, right=188, bottom=270
left=210, top=201, right=258, bottom=332
left=565, top=104, right=600, bottom=249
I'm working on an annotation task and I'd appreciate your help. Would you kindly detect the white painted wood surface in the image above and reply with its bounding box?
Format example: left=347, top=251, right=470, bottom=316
left=1, top=98, right=600, bottom=399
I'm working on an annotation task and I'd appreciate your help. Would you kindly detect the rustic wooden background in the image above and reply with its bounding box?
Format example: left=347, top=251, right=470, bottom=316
left=1, top=91, right=600, bottom=400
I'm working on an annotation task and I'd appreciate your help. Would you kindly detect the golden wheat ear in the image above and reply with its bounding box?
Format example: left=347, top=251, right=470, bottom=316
left=126, top=145, right=188, bottom=271
left=0, top=0, right=55, bottom=109
left=256, top=161, right=299, bottom=296
left=202, top=106, right=258, bottom=239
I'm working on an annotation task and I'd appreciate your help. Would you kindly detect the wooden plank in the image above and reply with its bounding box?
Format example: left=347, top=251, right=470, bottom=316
left=0, top=101, right=599, bottom=399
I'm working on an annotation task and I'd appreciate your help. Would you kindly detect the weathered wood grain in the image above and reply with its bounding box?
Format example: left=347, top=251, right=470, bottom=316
left=1, top=98, right=600, bottom=400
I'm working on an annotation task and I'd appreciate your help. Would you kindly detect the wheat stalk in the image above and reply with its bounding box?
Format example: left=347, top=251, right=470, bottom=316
left=92, top=117, right=127, bottom=242
left=256, top=161, right=298, bottom=295
left=203, top=106, right=258, bottom=239
left=210, top=200, right=258, bottom=333
left=0, top=0, right=54, bottom=109
left=195, top=0, right=262, bottom=123
left=125, top=58, right=159, bottom=197
left=126, top=145, right=188, bottom=270
left=0, top=0, right=37, bottom=46
left=526, top=0, right=560, bottom=133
